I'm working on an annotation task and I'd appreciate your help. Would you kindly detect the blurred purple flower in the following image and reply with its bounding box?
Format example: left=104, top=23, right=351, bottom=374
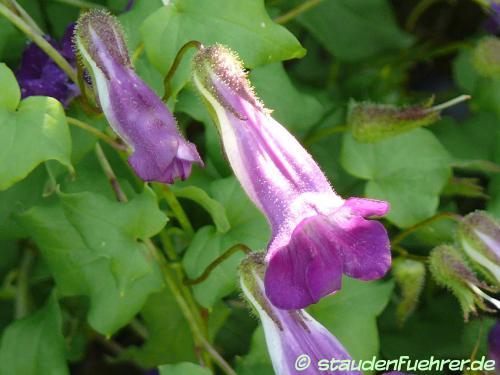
left=484, top=2, right=500, bottom=34
left=489, top=321, right=500, bottom=369
left=193, top=44, right=391, bottom=310
left=16, top=24, right=80, bottom=107
left=75, top=10, right=202, bottom=184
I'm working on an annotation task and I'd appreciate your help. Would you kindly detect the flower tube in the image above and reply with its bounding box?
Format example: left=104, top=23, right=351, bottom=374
left=75, top=10, right=202, bottom=183
left=193, top=44, right=391, bottom=309
left=240, top=253, right=362, bottom=375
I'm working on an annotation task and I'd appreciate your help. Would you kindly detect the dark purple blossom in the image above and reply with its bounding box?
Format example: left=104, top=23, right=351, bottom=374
left=193, top=44, right=391, bottom=310
left=16, top=24, right=80, bottom=108
left=75, top=10, right=202, bottom=184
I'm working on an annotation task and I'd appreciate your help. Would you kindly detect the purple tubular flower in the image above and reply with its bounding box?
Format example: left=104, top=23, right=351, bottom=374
left=193, top=44, right=391, bottom=309
left=75, top=10, right=202, bottom=184
left=16, top=23, right=80, bottom=107
left=240, top=254, right=362, bottom=375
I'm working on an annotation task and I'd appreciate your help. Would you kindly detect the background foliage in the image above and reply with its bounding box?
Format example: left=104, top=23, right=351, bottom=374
left=0, top=0, right=499, bottom=374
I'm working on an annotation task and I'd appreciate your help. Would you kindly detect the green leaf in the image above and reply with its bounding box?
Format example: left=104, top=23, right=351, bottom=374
left=0, top=63, right=20, bottom=110
left=308, top=278, right=394, bottom=364
left=0, top=293, right=69, bottom=375
left=159, top=362, right=212, bottom=375
left=118, top=0, right=162, bottom=51
left=119, top=288, right=196, bottom=367
left=0, top=166, right=47, bottom=240
left=17, top=188, right=166, bottom=335
left=298, top=0, right=413, bottom=62
left=0, top=64, right=73, bottom=190
left=171, top=185, right=230, bottom=233
left=183, top=177, right=269, bottom=307
left=432, top=115, right=498, bottom=163
left=341, top=129, right=451, bottom=228
left=250, top=63, right=324, bottom=135
left=141, top=0, right=305, bottom=75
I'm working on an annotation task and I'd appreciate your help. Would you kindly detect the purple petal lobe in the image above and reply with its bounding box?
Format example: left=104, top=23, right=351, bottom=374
left=265, top=215, right=343, bottom=309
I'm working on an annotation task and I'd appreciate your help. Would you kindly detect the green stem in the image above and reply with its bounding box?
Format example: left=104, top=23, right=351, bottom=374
left=162, top=40, right=203, bottom=102
left=157, top=184, right=195, bottom=238
left=274, top=0, right=323, bottom=24
left=391, top=211, right=462, bottom=246
left=303, top=125, right=348, bottom=146
left=131, top=42, right=145, bottom=64
left=52, top=0, right=105, bottom=8
left=2, top=0, right=43, bottom=34
left=392, top=245, right=427, bottom=262
left=405, top=0, right=443, bottom=31
left=94, top=143, right=129, bottom=203
left=426, top=94, right=471, bottom=113
left=67, top=117, right=127, bottom=152
left=0, top=3, right=77, bottom=84
left=15, top=249, right=34, bottom=319
left=185, top=244, right=252, bottom=285
left=145, top=239, right=234, bottom=375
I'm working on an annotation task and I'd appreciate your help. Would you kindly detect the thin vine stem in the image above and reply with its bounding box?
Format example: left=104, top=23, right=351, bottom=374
left=162, top=40, right=203, bottom=101
left=185, top=244, right=252, bottom=285
left=94, top=143, right=129, bottom=203
left=67, top=117, right=127, bottom=152
left=158, top=184, right=195, bottom=238
left=391, top=211, right=462, bottom=246
left=0, top=2, right=78, bottom=84
left=274, top=0, right=323, bottom=24
left=2, top=0, right=43, bottom=34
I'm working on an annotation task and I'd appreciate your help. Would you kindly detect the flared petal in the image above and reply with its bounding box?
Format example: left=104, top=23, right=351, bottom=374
left=265, top=200, right=391, bottom=309
left=265, top=215, right=343, bottom=309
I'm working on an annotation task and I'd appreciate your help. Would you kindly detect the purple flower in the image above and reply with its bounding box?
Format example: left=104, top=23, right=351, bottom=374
left=75, top=10, right=202, bottom=184
left=193, top=44, right=391, bottom=309
left=489, top=321, right=500, bottom=369
left=240, top=254, right=362, bottom=375
left=16, top=24, right=80, bottom=107
left=485, top=2, right=500, bottom=34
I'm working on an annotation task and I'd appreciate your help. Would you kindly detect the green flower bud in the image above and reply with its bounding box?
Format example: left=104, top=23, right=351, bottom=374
left=392, top=258, right=426, bottom=326
left=348, top=95, right=470, bottom=143
left=429, top=245, right=496, bottom=321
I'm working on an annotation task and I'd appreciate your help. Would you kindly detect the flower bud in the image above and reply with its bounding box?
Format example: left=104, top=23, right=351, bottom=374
left=392, top=258, right=426, bottom=326
left=458, top=211, right=500, bottom=286
left=348, top=95, right=469, bottom=143
left=75, top=10, right=202, bottom=184
left=429, top=245, right=496, bottom=321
